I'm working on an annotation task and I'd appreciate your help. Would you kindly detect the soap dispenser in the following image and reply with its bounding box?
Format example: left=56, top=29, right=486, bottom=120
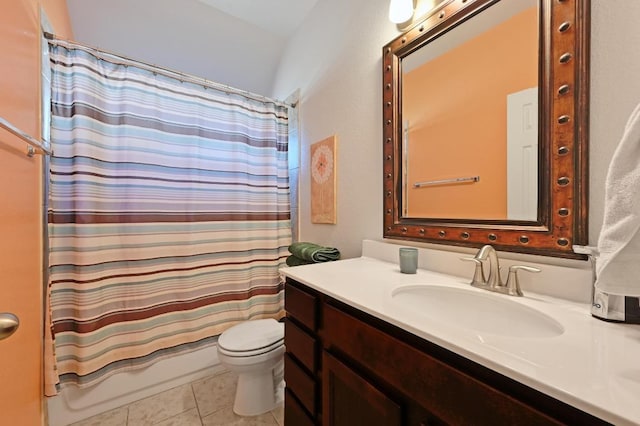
left=574, top=245, right=640, bottom=323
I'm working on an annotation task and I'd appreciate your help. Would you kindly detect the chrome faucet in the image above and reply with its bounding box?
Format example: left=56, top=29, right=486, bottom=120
left=461, top=245, right=540, bottom=297
left=474, top=245, right=502, bottom=288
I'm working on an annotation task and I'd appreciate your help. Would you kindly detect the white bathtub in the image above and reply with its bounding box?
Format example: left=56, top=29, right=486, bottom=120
left=47, top=342, right=224, bottom=426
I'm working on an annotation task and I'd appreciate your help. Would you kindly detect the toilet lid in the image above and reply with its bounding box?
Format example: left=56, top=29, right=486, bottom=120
left=218, top=319, right=284, bottom=353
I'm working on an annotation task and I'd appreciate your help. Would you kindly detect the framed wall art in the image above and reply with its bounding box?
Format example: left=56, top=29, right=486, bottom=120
left=310, top=135, right=337, bottom=224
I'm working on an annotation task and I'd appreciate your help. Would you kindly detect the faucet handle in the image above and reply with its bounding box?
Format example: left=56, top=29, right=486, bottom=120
left=460, top=257, right=486, bottom=287
left=505, top=265, right=541, bottom=296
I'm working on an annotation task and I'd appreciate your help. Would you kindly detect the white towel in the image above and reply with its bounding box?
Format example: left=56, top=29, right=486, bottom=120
left=595, top=102, right=640, bottom=296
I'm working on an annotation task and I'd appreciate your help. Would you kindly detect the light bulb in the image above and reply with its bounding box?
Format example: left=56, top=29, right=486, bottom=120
left=388, top=0, right=414, bottom=24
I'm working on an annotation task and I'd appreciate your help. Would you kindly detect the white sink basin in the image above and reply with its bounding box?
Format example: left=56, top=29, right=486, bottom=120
left=391, top=285, right=564, bottom=339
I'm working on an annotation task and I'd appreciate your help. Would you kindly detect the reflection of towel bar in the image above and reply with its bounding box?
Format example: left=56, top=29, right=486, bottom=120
left=0, top=116, right=52, bottom=156
left=413, top=175, right=480, bottom=188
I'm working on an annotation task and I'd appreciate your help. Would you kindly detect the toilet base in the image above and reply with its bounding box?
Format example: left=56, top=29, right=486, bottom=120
left=233, top=366, right=284, bottom=416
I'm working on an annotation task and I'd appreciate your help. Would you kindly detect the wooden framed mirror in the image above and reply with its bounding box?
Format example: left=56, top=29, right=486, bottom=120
left=382, top=0, right=589, bottom=258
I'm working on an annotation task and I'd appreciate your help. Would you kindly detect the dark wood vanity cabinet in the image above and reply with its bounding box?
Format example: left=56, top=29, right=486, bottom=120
left=284, top=278, right=608, bottom=426
left=322, top=351, right=403, bottom=426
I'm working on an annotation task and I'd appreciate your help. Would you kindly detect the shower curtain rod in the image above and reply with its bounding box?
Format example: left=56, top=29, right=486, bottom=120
left=44, top=32, right=296, bottom=109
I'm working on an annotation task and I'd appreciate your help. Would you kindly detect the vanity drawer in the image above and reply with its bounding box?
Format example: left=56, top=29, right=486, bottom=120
left=284, top=353, right=317, bottom=416
left=285, top=318, right=317, bottom=373
left=284, top=389, right=314, bottom=426
left=322, top=303, right=562, bottom=426
left=285, top=280, right=318, bottom=331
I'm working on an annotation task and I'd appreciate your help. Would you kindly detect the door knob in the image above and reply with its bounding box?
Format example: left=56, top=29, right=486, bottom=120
left=0, top=313, right=19, bottom=341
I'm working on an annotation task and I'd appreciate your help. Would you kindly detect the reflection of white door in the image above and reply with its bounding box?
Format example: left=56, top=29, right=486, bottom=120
left=507, top=87, right=538, bottom=220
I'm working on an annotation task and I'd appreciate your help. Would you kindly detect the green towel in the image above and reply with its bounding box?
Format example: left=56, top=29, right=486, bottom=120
left=286, top=255, right=313, bottom=267
left=288, top=242, right=340, bottom=263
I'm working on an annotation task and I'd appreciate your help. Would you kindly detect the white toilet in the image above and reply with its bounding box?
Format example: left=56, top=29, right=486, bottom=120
left=217, top=318, right=285, bottom=416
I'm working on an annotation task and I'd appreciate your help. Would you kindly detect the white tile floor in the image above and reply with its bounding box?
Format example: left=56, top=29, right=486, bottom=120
left=68, top=371, right=284, bottom=426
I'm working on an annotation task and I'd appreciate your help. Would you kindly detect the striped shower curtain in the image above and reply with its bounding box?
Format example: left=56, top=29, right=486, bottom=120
left=46, top=45, right=290, bottom=390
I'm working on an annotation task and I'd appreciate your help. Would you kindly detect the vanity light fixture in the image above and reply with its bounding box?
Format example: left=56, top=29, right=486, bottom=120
left=389, top=0, right=414, bottom=24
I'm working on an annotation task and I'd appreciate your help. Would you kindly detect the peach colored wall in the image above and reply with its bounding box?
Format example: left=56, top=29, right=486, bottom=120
left=404, top=7, right=537, bottom=219
left=0, top=1, right=71, bottom=424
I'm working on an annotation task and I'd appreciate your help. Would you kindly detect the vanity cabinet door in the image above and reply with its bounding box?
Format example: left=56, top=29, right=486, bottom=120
left=323, top=351, right=402, bottom=426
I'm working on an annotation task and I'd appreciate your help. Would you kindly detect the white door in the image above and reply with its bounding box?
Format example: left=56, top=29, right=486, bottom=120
left=507, top=87, right=538, bottom=221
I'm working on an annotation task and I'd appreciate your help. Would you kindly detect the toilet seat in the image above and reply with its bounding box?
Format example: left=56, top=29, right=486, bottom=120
left=218, top=319, right=284, bottom=358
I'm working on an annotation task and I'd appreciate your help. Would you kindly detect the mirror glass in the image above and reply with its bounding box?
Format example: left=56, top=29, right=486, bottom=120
left=382, top=0, right=589, bottom=258
left=402, top=0, right=538, bottom=220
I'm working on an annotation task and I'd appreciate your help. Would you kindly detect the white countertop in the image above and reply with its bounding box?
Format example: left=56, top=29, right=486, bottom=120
left=282, top=254, right=640, bottom=425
